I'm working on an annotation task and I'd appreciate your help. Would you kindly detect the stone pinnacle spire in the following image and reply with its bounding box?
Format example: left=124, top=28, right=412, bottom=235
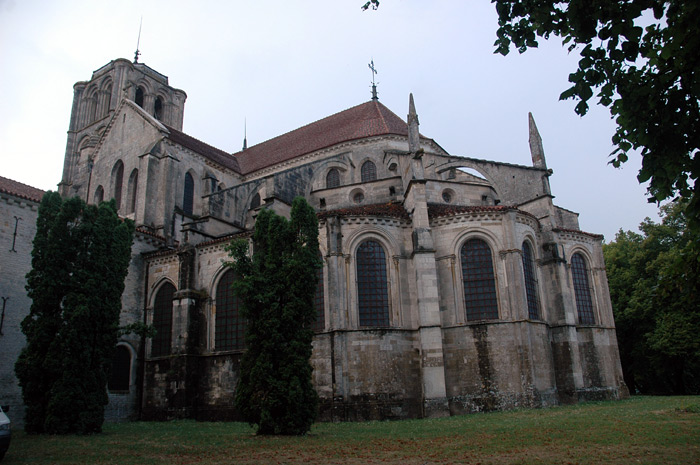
left=408, top=93, right=420, bottom=156
left=528, top=112, right=547, bottom=169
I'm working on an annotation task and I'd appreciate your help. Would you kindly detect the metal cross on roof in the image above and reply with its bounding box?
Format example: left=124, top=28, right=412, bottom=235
left=369, top=59, right=378, bottom=100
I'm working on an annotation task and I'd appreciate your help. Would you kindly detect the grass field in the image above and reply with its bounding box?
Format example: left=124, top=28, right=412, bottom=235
left=5, top=396, right=699, bottom=464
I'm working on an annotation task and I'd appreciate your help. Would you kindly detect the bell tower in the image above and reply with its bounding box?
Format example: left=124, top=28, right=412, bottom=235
left=59, top=58, right=187, bottom=198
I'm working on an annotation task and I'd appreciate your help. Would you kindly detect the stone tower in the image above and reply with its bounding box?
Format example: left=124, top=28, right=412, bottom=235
left=59, top=58, right=186, bottom=199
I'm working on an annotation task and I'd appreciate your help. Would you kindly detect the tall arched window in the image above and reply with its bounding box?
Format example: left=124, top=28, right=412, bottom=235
left=112, top=161, right=124, bottom=210
left=312, top=254, right=325, bottom=332
left=361, top=160, right=377, bottom=182
left=183, top=172, right=194, bottom=216
left=461, top=238, right=499, bottom=321
left=356, top=240, right=390, bottom=327
left=135, top=87, right=144, bottom=108
left=94, top=185, right=104, bottom=204
left=102, top=83, right=112, bottom=118
left=522, top=241, right=540, bottom=319
left=151, top=282, right=175, bottom=357
left=571, top=253, right=595, bottom=324
left=215, top=269, right=245, bottom=351
left=127, top=169, right=138, bottom=214
left=154, top=96, right=164, bottom=120
left=326, top=168, right=340, bottom=188
left=108, top=345, right=131, bottom=392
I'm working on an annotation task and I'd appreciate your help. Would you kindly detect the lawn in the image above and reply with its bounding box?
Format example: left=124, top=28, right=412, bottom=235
left=5, top=396, right=699, bottom=464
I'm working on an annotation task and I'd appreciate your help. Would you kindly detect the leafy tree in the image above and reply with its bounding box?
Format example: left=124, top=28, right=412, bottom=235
left=492, top=0, right=700, bottom=227
left=15, top=193, right=135, bottom=434
left=604, top=200, right=700, bottom=394
left=226, top=197, right=321, bottom=435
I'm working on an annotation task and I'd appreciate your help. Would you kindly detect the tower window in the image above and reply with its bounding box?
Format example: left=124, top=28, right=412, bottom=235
left=135, top=87, right=144, bottom=108
left=154, top=96, right=163, bottom=120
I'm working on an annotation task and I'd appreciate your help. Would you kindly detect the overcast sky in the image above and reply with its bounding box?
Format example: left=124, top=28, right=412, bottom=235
left=0, top=0, right=661, bottom=240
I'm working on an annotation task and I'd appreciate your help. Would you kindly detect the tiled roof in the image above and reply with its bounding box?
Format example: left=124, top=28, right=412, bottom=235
left=427, top=203, right=516, bottom=219
left=318, top=202, right=410, bottom=221
left=165, top=125, right=241, bottom=173
left=233, top=100, right=418, bottom=174
left=553, top=227, right=604, bottom=240
left=0, top=175, right=45, bottom=203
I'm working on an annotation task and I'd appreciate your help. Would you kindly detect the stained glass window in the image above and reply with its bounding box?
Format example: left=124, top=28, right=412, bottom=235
left=215, top=269, right=245, bottom=351
left=326, top=168, right=340, bottom=188
left=571, top=253, right=595, bottom=324
left=522, top=241, right=540, bottom=319
left=151, top=282, right=175, bottom=357
left=361, top=161, right=377, bottom=182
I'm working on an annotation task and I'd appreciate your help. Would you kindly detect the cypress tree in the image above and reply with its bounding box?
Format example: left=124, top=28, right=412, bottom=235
left=15, top=193, right=134, bottom=434
left=227, top=197, right=320, bottom=435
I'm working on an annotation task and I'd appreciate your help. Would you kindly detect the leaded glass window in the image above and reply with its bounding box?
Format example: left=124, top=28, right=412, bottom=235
left=461, top=238, right=499, bottom=321
left=356, top=240, right=390, bottom=326
left=571, top=253, right=595, bottom=324
left=326, top=168, right=340, bottom=188
left=312, top=255, right=325, bottom=332
left=361, top=160, right=377, bottom=182
left=215, top=269, right=245, bottom=351
left=151, top=282, right=175, bottom=357
left=522, top=241, right=540, bottom=319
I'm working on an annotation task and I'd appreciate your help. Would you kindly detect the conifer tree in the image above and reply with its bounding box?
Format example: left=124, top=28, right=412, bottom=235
left=226, top=197, right=320, bottom=435
left=15, top=193, right=134, bottom=434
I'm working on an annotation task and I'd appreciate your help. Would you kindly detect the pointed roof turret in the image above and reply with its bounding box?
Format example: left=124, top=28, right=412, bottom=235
left=528, top=112, right=547, bottom=169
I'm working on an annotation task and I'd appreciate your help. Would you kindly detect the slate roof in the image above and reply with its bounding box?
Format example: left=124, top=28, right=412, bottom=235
left=232, top=100, right=420, bottom=174
left=0, top=175, right=45, bottom=202
left=165, top=125, right=241, bottom=173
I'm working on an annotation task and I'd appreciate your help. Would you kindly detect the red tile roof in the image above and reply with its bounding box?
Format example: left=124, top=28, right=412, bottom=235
left=165, top=125, right=241, bottom=173
left=0, top=175, right=45, bottom=203
left=318, top=202, right=410, bottom=221
left=427, top=204, right=516, bottom=219
left=233, top=100, right=418, bottom=174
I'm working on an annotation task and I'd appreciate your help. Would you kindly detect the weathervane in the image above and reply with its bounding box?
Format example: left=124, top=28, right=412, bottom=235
left=134, top=17, right=143, bottom=63
left=369, top=59, right=378, bottom=100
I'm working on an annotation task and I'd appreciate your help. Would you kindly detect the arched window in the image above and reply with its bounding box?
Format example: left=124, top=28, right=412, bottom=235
left=103, top=83, right=112, bottom=118
left=87, top=90, right=98, bottom=123
left=151, top=282, right=175, bottom=357
left=108, top=345, right=131, bottom=392
left=127, top=169, right=138, bottom=214
left=154, top=96, right=163, bottom=120
left=112, top=161, right=124, bottom=210
left=361, top=160, right=377, bottom=182
left=250, top=192, right=261, bottom=210
left=326, top=168, right=340, bottom=188
left=461, top=238, right=498, bottom=321
left=94, top=185, right=104, bottom=204
left=356, top=240, right=390, bottom=327
left=183, top=172, right=194, bottom=216
left=312, top=254, right=325, bottom=332
left=215, top=269, right=245, bottom=351
left=135, top=87, right=144, bottom=108
left=522, top=241, right=540, bottom=319
left=571, top=253, right=595, bottom=324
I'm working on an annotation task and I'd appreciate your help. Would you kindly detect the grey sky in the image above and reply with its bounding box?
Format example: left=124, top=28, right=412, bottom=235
left=0, top=0, right=660, bottom=240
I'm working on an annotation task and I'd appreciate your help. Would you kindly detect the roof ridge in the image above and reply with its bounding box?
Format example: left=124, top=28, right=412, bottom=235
left=0, top=175, right=45, bottom=202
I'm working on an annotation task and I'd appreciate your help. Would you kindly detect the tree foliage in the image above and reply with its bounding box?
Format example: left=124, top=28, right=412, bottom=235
left=15, top=192, right=135, bottom=434
left=604, top=200, right=700, bottom=394
left=226, top=197, right=321, bottom=435
left=492, top=0, right=700, bottom=227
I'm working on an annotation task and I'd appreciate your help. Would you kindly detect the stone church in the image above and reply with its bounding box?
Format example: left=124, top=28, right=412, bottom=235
left=3, top=57, right=628, bottom=423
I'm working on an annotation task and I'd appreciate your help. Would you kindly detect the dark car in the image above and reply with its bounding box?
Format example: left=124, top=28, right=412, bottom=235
left=0, top=406, right=10, bottom=462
